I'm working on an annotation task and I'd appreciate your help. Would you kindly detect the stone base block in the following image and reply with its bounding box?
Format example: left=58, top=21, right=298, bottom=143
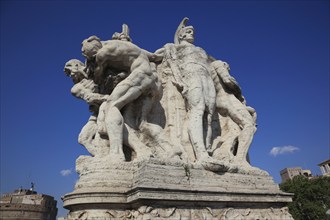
left=63, top=159, right=293, bottom=219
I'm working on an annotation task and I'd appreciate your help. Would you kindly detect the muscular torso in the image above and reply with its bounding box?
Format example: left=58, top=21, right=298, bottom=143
left=176, top=44, right=209, bottom=67
left=97, top=40, right=148, bottom=71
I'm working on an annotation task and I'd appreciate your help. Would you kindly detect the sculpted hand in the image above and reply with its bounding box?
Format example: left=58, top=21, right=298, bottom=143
left=82, top=80, right=97, bottom=90
left=223, top=76, right=241, bottom=92
left=171, top=79, right=188, bottom=95
left=85, top=94, right=108, bottom=105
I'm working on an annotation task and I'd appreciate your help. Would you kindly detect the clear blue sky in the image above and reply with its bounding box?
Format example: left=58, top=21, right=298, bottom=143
left=1, top=0, right=329, bottom=217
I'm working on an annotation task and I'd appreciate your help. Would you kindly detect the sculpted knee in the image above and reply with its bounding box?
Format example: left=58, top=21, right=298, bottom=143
left=78, top=131, right=90, bottom=146
left=190, top=104, right=205, bottom=116
left=105, top=107, right=123, bottom=125
left=78, top=135, right=86, bottom=146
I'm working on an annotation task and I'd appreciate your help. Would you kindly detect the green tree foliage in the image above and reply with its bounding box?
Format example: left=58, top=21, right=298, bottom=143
left=280, top=175, right=330, bottom=220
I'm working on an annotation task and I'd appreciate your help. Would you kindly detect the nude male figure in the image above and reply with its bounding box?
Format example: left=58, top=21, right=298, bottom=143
left=64, top=59, right=109, bottom=156
left=211, top=60, right=258, bottom=169
left=81, top=32, right=160, bottom=162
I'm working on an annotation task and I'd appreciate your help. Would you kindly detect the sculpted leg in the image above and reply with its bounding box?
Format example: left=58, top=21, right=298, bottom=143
left=110, top=68, right=151, bottom=108
left=184, top=77, right=230, bottom=172
left=187, top=106, right=208, bottom=161
left=97, top=102, right=107, bottom=135
left=105, top=105, right=125, bottom=161
left=123, top=124, right=153, bottom=161
left=185, top=85, right=209, bottom=161
left=103, top=67, right=152, bottom=162
left=205, top=112, right=213, bottom=151
left=78, top=115, right=98, bottom=156
left=235, top=124, right=256, bottom=162
left=205, top=96, right=216, bottom=151
left=203, top=72, right=216, bottom=151
left=234, top=116, right=268, bottom=175
left=228, top=106, right=256, bottom=164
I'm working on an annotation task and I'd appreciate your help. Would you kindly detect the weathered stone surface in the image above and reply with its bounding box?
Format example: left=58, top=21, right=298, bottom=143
left=62, top=18, right=293, bottom=219
left=63, top=162, right=292, bottom=219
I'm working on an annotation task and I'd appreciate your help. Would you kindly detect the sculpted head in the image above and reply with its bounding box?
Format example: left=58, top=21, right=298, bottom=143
left=178, top=26, right=194, bottom=44
left=64, top=59, right=87, bottom=83
left=174, top=17, right=195, bottom=44
left=81, top=35, right=103, bottom=60
left=222, top=61, right=230, bottom=71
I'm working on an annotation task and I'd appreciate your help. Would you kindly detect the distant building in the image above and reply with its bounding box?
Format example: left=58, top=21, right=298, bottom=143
left=318, top=158, right=330, bottom=176
left=302, top=169, right=312, bottom=177
left=280, top=167, right=312, bottom=182
left=0, top=188, right=57, bottom=220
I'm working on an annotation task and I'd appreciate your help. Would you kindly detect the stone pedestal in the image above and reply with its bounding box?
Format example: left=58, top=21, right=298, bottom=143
left=63, top=156, right=293, bottom=219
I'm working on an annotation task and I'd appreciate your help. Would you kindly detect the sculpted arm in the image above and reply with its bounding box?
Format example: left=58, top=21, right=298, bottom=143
left=162, top=44, right=188, bottom=93
left=71, top=82, right=109, bottom=105
left=211, top=60, right=244, bottom=102
left=85, top=93, right=109, bottom=105
left=142, top=48, right=164, bottom=62
left=154, top=48, right=165, bottom=57
left=70, top=83, right=88, bottom=100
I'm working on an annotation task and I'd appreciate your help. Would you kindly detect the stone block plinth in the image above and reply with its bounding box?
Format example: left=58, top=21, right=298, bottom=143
left=63, top=160, right=293, bottom=219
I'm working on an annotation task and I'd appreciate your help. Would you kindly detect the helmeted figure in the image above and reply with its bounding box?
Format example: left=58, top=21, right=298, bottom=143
left=153, top=18, right=262, bottom=173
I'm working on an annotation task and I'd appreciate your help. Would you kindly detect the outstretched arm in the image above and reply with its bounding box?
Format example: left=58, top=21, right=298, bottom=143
left=142, top=48, right=164, bottom=62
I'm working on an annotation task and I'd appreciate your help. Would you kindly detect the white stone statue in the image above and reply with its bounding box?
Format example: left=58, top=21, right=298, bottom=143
left=62, top=19, right=293, bottom=220
left=64, top=21, right=264, bottom=173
